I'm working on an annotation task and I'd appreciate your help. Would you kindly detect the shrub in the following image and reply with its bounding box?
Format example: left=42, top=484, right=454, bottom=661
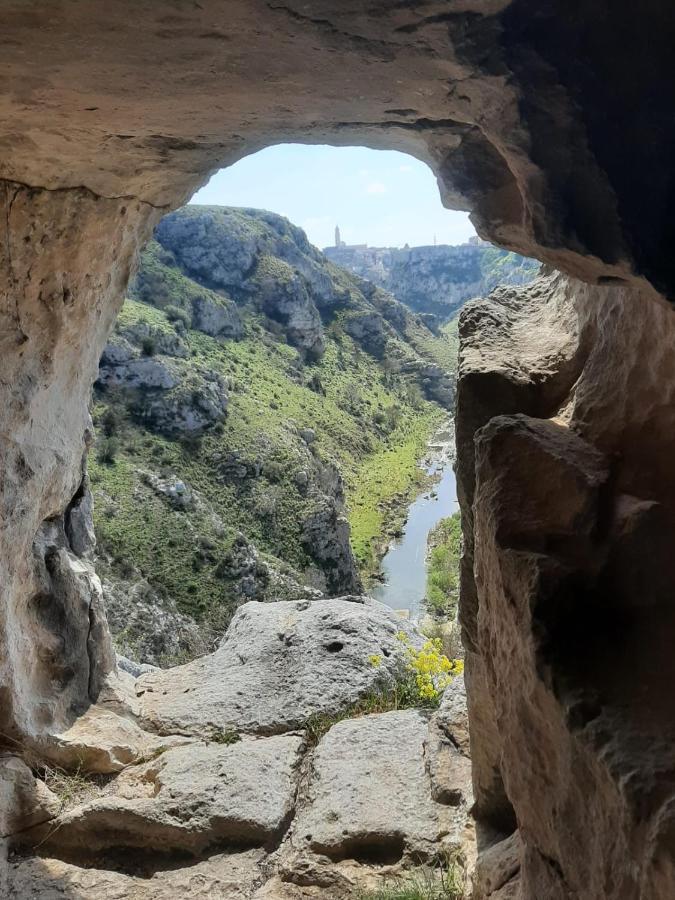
left=141, top=335, right=157, bottom=357
left=305, top=638, right=462, bottom=746
left=100, top=405, right=123, bottom=437
left=425, top=513, right=462, bottom=620
left=384, top=403, right=403, bottom=432
left=208, top=727, right=241, bottom=745
left=396, top=633, right=463, bottom=707
left=165, top=304, right=191, bottom=330
left=97, top=436, right=119, bottom=465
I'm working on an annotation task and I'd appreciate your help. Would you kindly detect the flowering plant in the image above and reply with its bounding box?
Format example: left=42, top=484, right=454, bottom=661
left=396, top=631, right=463, bottom=706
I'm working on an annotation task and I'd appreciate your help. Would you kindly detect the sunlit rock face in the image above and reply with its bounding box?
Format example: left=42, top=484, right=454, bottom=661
left=3, top=3, right=675, bottom=898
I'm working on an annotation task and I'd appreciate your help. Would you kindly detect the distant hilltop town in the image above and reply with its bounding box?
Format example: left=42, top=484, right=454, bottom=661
left=324, top=226, right=538, bottom=319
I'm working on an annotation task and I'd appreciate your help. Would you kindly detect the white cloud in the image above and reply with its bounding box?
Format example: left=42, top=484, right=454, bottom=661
left=358, top=168, right=370, bottom=176
left=398, top=164, right=413, bottom=173
left=366, top=181, right=387, bottom=195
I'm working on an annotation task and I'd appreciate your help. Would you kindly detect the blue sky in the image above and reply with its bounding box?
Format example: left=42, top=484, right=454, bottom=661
left=190, top=144, right=476, bottom=250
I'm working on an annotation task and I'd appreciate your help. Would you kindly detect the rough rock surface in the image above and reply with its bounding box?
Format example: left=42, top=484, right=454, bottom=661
left=473, top=831, right=521, bottom=900
left=425, top=678, right=473, bottom=808
left=102, top=576, right=203, bottom=667
left=32, top=736, right=304, bottom=856
left=0, top=757, right=59, bottom=840
left=137, top=598, right=419, bottom=737
left=457, top=270, right=675, bottom=899
left=97, top=348, right=229, bottom=437
left=6, top=600, right=471, bottom=897
left=7, top=850, right=266, bottom=899
left=31, top=707, right=192, bottom=775
left=284, top=710, right=466, bottom=866
left=4, top=5, right=675, bottom=899
left=191, top=293, right=244, bottom=339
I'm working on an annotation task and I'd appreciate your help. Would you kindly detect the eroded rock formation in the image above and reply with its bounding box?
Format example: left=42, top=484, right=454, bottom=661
left=4, top=599, right=472, bottom=897
left=3, top=3, right=675, bottom=898
left=457, top=271, right=675, bottom=898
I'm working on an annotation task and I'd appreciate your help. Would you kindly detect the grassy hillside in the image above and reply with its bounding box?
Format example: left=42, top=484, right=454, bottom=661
left=91, top=207, right=456, bottom=660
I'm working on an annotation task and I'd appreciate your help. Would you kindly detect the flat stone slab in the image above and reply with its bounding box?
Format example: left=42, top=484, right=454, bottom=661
left=34, top=707, right=192, bottom=774
left=34, top=735, right=304, bottom=855
left=137, top=598, right=418, bottom=737
left=7, top=849, right=265, bottom=899
left=285, top=709, right=465, bottom=867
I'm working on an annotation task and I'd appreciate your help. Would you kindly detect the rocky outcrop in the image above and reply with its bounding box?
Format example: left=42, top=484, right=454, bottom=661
left=101, top=575, right=204, bottom=666
left=457, top=270, right=675, bottom=899
left=326, top=242, right=538, bottom=320
left=8, top=850, right=266, bottom=899
left=137, top=597, right=420, bottom=738
left=30, top=736, right=305, bottom=856
left=283, top=710, right=468, bottom=867
left=0, top=185, right=153, bottom=742
left=191, top=292, right=244, bottom=338
left=7, top=600, right=470, bottom=896
left=1, top=757, right=59, bottom=840
left=301, top=500, right=361, bottom=596
left=97, top=344, right=229, bottom=437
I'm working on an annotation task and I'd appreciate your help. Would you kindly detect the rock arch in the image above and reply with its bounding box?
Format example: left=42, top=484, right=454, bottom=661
left=3, top=2, right=675, bottom=897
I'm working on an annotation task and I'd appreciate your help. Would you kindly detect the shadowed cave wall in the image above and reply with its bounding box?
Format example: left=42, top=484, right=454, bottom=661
left=3, top=2, right=675, bottom=896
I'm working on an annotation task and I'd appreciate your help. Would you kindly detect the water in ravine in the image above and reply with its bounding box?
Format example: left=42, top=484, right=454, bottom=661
left=371, top=422, right=459, bottom=621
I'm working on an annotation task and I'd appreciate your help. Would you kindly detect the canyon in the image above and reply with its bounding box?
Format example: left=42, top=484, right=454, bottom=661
left=3, top=2, right=675, bottom=898
left=91, top=203, right=457, bottom=664
left=324, top=240, right=537, bottom=322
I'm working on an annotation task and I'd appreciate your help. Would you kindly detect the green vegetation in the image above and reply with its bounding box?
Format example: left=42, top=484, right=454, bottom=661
left=349, top=416, right=441, bottom=575
left=356, top=857, right=467, bottom=900
left=92, top=207, right=458, bottom=649
left=426, top=512, right=462, bottom=619
left=207, top=728, right=241, bottom=745
left=478, top=244, right=539, bottom=288
left=306, top=636, right=463, bottom=745
left=440, top=317, right=459, bottom=365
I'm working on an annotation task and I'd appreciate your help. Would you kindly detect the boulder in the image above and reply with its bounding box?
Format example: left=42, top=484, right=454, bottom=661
left=191, top=293, right=244, bottom=338
left=97, top=355, right=180, bottom=391
left=283, top=710, right=465, bottom=867
left=137, top=598, right=419, bottom=738
left=100, top=334, right=139, bottom=367
left=32, top=735, right=304, bottom=855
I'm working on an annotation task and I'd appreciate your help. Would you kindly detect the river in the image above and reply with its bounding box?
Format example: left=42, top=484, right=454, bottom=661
left=371, top=421, right=459, bottom=621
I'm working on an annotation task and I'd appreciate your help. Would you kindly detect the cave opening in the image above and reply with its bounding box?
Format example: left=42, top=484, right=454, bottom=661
left=90, top=141, right=536, bottom=668
left=4, top=4, right=675, bottom=897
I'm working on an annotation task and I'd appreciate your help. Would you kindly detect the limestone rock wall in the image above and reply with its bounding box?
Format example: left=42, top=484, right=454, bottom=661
left=457, top=271, right=675, bottom=898
left=0, top=183, right=158, bottom=738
